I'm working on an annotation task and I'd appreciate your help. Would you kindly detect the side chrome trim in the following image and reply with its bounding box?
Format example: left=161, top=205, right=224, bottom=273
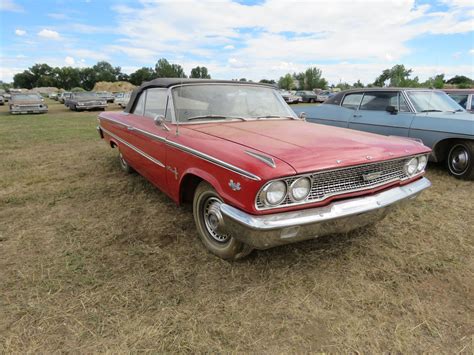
left=99, top=116, right=131, bottom=129
left=245, top=150, right=276, bottom=168
left=100, top=126, right=165, bottom=168
left=99, top=119, right=261, bottom=181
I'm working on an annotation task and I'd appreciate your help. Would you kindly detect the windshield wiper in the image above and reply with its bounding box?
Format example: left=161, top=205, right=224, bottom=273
left=187, top=115, right=247, bottom=121
left=420, top=109, right=442, bottom=112
left=256, top=115, right=297, bottom=120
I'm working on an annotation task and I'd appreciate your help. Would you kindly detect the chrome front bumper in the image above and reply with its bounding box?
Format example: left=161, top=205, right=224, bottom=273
left=218, top=177, right=431, bottom=250
left=76, top=105, right=107, bottom=110
left=10, top=107, right=48, bottom=114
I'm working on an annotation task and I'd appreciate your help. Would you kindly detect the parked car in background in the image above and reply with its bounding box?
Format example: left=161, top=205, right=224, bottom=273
left=97, top=78, right=431, bottom=260
left=48, top=92, right=58, bottom=100
left=115, top=91, right=131, bottom=108
left=0, top=95, right=4, bottom=105
left=295, top=90, right=318, bottom=103
left=316, top=90, right=334, bottom=102
left=59, top=92, right=72, bottom=104
left=279, top=90, right=301, bottom=104
left=96, top=91, right=115, bottom=103
left=3, top=93, right=11, bottom=102
left=9, top=93, right=48, bottom=114
left=293, top=88, right=474, bottom=179
left=444, top=89, right=473, bottom=113
left=65, top=92, right=107, bottom=111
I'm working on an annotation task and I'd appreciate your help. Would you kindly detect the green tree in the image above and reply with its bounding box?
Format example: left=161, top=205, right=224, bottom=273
left=13, top=70, right=35, bottom=89
left=92, top=61, right=121, bottom=82
left=303, top=67, right=327, bottom=90
left=129, top=67, right=157, bottom=86
left=373, top=64, right=419, bottom=87
left=155, top=58, right=186, bottom=78
left=55, top=67, right=81, bottom=90
left=278, top=73, right=294, bottom=90
left=190, top=66, right=211, bottom=79
left=336, top=82, right=351, bottom=91
left=259, top=79, right=276, bottom=85
left=446, top=75, right=473, bottom=88
left=79, top=67, right=97, bottom=91
left=422, top=74, right=445, bottom=89
left=353, top=80, right=364, bottom=88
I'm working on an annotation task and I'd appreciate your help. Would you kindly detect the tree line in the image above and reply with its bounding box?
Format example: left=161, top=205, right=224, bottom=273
left=8, top=59, right=473, bottom=91
left=11, top=58, right=211, bottom=90
left=276, top=64, right=473, bottom=91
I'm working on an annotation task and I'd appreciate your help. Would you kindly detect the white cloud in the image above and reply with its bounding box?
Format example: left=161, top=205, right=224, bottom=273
left=68, top=49, right=110, bottom=61
left=15, top=29, right=26, bottom=36
left=469, top=49, right=474, bottom=55
left=111, top=0, right=473, bottom=68
left=38, top=29, right=61, bottom=40
left=65, top=56, right=75, bottom=65
left=48, top=13, right=70, bottom=20
left=0, top=0, right=23, bottom=12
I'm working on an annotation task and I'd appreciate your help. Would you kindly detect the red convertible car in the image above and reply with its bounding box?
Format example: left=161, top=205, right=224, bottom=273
left=97, top=79, right=432, bottom=259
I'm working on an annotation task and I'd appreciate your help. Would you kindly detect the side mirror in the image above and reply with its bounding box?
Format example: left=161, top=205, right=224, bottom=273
left=386, top=105, right=398, bottom=115
left=154, top=114, right=170, bottom=131
left=299, top=112, right=307, bottom=121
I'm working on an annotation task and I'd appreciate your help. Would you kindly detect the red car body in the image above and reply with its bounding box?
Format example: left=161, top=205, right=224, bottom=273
left=97, top=79, right=432, bottom=259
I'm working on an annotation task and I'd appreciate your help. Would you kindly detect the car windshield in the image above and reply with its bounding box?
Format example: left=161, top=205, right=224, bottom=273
left=407, top=91, right=464, bottom=112
left=171, top=84, right=296, bottom=122
left=74, top=92, right=99, bottom=99
left=13, top=94, right=41, bottom=101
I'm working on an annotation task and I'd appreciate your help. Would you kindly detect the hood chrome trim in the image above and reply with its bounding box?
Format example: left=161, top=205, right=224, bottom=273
left=245, top=150, right=276, bottom=168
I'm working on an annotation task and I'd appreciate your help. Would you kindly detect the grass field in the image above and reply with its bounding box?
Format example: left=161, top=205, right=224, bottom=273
left=0, top=99, right=473, bottom=352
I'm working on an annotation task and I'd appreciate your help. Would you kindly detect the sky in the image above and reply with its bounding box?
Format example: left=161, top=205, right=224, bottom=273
left=0, top=0, right=473, bottom=85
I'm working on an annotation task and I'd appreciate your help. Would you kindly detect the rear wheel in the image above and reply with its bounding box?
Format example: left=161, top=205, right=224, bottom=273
left=118, top=151, right=134, bottom=173
left=447, top=141, right=474, bottom=180
left=193, top=182, right=253, bottom=260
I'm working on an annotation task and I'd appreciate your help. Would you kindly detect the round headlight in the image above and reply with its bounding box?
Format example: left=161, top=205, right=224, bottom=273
left=405, top=157, right=419, bottom=176
left=417, top=155, right=427, bottom=172
left=261, top=180, right=287, bottom=206
left=290, top=177, right=311, bottom=201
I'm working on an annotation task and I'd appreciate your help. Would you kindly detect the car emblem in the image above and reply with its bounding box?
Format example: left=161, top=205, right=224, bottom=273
left=229, top=180, right=241, bottom=191
left=362, top=171, right=382, bottom=182
left=366, top=155, right=373, bottom=160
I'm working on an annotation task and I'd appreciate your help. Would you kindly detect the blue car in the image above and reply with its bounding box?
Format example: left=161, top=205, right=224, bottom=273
left=293, top=88, right=474, bottom=180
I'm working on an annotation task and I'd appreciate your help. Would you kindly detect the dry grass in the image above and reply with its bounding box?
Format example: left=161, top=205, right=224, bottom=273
left=0, top=99, right=473, bottom=353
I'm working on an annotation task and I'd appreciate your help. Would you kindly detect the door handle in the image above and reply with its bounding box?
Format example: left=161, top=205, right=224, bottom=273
left=353, top=114, right=362, bottom=118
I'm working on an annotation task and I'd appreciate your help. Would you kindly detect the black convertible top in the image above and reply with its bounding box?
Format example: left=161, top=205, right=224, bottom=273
left=124, top=78, right=273, bottom=113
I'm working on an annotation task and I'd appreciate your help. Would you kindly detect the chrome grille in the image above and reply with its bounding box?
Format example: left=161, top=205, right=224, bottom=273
left=256, top=157, right=411, bottom=210
left=17, top=105, right=42, bottom=110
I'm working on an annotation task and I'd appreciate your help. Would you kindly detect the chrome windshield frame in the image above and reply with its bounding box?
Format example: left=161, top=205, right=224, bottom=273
left=167, top=82, right=299, bottom=125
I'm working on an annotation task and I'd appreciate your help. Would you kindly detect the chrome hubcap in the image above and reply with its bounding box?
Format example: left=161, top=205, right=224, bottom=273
left=203, top=197, right=229, bottom=243
left=119, top=153, right=127, bottom=168
left=450, top=146, right=469, bottom=174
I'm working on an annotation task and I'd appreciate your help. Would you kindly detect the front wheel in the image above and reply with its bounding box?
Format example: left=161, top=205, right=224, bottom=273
left=193, top=182, right=253, bottom=260
left=447, top=141, right=474, bottom=180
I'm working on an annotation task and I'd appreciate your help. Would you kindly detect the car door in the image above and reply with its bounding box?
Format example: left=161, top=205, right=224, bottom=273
left=125, top=88, right=170, bottom=191
left=296, top=92, right=361, bottom=128
left=349, top=91, right=414, bottom=136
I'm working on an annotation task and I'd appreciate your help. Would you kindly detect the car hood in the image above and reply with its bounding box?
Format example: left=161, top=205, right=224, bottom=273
left=188, top=120, right=430, bottom=173
left=11, top=100, right=42, bottom=104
